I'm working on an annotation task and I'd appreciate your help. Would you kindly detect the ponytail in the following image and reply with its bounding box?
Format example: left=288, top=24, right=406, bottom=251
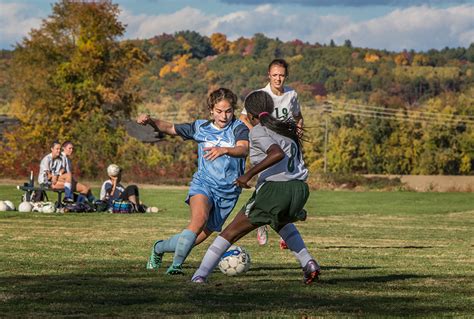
left=244, top=91, right=303, bottom=149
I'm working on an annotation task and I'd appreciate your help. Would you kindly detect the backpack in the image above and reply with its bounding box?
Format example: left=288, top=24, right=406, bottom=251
left=64, top=202, right=94, bottom=213
left=112, top=200, right=133, bottom=214
left=32, top=189, right=48, bottom=202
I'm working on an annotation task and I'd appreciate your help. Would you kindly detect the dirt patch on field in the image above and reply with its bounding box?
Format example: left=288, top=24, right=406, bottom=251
left=366, top=175, right=474, bottom=192
left=2, top=175, right=473, bottom=192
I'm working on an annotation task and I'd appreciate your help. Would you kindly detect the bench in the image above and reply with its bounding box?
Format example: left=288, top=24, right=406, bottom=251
left=17, top=174, right=65, bottom=208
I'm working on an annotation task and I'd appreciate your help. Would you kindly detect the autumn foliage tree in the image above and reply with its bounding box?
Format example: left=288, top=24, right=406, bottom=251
left=0, top=0, right=147, bottom=177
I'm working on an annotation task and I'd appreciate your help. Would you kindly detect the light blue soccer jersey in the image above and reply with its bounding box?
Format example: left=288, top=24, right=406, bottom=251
left=175, top=119, right=249, bottom=197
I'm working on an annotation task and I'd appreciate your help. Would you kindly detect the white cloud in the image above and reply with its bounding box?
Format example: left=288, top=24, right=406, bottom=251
left=1, top=2, right=473, bottom=51
left=120, top=4, right=474, bottom=51
left=0, top=3, right=43, bottom=49
left=121, top=7, right=211, bottom=39
left=330, top=5, right=474, bottom=51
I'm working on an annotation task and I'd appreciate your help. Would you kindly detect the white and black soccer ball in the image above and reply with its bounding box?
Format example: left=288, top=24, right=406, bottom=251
left=41, top=202, right=56, bottom=213
left=0, top=201, right=8, bottom=211
left=218, top=245, right=251, bottom=276
left=107, top=164, right=121, bottom=177
left=18, top=201, right=33, bottom=212
left=4, top=200, right=15, bottom=211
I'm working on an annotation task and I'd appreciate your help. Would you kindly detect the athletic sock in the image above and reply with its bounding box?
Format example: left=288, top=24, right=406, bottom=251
left=192, top=235, right=231, bottom=280
left=64, top=182, right=72, bottom=199
left=172, top=229, right=197, bottom=266
left=278, top=223, right=313, bottom=267
left=154, top=234, right=180, bottom=254
left=87, top=194, right=96, bottom=203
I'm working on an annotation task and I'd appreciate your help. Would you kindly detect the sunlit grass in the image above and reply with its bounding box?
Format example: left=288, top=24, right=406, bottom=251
left=0, top=184, right=473, bottom=317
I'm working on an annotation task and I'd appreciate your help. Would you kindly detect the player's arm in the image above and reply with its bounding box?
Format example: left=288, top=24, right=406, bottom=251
left=136, top=114, right=177, bottom=136
left=203, top=140, right=249, bottom=161
left=104, top=179, right=120, bottom=200
left=294, top=112, right=304, bottom=129
left=235, top=144, right=284, bottom=188
left=45, top=170, right=53, bottom=183
left=292, top=93, right=304, bottom=129
left=239, top=113, right=254, bottom=129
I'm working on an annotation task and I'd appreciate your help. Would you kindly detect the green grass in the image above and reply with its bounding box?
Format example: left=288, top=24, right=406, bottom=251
left=0, top=184, right=473, bottom=318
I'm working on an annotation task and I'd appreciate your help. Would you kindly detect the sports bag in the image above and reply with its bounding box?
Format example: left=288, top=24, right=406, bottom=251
left=64, top=202, right=94, bottom=213
left=112, top=200, right=133, bottom=214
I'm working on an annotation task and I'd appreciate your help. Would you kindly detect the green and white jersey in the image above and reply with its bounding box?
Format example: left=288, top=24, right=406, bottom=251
left=249, top=124, right=308, bottom=188
left=242, top=84, right=301, bottom=121
left=38, top=153, right=65, bottom=185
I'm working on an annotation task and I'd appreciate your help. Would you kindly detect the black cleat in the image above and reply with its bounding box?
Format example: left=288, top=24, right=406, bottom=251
left=302, top=259, right=321, bottom=285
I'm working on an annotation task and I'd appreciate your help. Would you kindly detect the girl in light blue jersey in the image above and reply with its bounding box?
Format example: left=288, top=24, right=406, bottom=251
left=137, top=88, right=249, bottom=275
left=192, top=90, right=320, bottom=285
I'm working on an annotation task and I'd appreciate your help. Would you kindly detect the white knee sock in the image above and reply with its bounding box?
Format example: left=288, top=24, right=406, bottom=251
left=192, top=236, right=231, bottom=280
left=278, top=223, right=313, bottom=267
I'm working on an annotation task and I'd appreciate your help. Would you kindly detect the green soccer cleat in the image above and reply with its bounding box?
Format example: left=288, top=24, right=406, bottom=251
left=146, top=240, right=164, bottom=270
left=166, top=264, right=184, bottom=275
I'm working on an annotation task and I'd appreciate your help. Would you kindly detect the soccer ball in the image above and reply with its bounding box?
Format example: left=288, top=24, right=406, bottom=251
left=18, top=201, right=33, bottom=212
left=4, top=200, right=15, bottom=211
left=0, top=201, right=7, bottom=211
left=107, top=164, right=121, bottom=177
left=41, top=202, right=56, bottom=213
left=218, top=245, right=251, bottom=276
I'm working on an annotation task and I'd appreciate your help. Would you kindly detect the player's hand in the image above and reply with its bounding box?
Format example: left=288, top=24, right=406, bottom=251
left=203, top=147, right=226, bottom=161
left=51, top=175, right=58, bottom=186
left=136, top=114, right=151, bottom=125
left=235, top=175, right=251, bottom=189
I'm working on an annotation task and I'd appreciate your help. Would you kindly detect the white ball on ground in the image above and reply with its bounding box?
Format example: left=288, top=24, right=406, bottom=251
left=107, top=164, right=121, bottom=177
left=218, top=245, right=251, bottom=276
left=4, top=200, right=15, bottom=211
left=41, top=202, right=56, bottom=213
left=18, top=202, right=33, bottom=212
left=150, top=206, right=159, bottom=213
left=0, top=201, right=7, bottom=211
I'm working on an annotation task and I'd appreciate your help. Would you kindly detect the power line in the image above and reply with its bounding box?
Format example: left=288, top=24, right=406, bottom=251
left=329, top=100, right=474, bottom=121
left=306, top=101, right=474, bottom=126
left=332, top=105, right=474, bottom=125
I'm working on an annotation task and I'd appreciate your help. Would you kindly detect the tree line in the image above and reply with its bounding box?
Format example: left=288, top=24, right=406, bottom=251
left=0, top=0, right=472, bottom=181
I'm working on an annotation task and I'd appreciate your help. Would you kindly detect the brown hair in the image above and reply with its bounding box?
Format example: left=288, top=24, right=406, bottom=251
left=268, top=59, right=289, bottom=76
left=207, top=87, right=238, bottom=111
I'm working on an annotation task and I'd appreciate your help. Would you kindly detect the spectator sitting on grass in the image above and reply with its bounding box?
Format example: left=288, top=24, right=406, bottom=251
left=99, top=164, right=145, bottom=213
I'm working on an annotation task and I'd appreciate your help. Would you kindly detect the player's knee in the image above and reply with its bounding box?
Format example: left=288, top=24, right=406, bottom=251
left=188, top=216, right=208, bottom=233
left=220, top=229, right=238, bottom=243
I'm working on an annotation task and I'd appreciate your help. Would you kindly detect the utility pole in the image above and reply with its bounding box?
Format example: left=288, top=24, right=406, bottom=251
left=323, top=101, right=331, bottom=173
left=324, top=116, right=328, bottom=173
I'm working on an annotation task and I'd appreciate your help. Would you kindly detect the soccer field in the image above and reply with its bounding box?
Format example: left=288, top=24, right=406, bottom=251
left=0, top=184, right=473, bottom=317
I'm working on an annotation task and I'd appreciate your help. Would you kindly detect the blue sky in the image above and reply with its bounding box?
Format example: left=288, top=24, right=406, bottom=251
left=1, top=0, right=473, bottom=51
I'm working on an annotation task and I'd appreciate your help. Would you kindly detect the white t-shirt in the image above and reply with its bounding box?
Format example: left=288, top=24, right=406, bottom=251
left=242, top=84, right=301, bottom=121
left=249, top=124, right=308, bottom=188
left=38, top=153, right=66, bottom=185
left=100, top=180, right=125, bottom=205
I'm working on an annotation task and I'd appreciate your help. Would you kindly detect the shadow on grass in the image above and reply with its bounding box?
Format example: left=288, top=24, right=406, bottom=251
left=251, top=264, right=379, bottom=272
left=0, top=262, right=467, bottom=317
left=320, top=245, right=436, bottom=249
